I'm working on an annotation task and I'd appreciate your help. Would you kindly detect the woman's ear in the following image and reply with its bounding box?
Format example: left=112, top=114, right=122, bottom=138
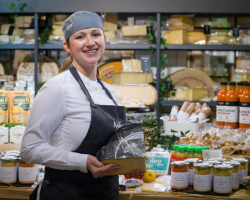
left=63, top=41, right=71, bottom=54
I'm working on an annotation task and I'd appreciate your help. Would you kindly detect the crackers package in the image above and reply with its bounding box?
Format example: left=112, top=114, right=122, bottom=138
left=0, top=91, right=9, bottom=123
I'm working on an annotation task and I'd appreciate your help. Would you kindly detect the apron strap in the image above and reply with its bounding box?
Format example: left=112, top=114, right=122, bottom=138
left=69, top=64, right=96, bottom=107
left=97, top=77, right=118, bottom=106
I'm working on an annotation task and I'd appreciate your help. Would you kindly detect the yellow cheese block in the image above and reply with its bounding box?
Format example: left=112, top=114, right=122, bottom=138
left=101, top=157, right=146, bottom=176
left=104, top=31, right=115, bottom=39
left=141, top=183, right=168, bottom=193
left=187, top=32, right=207, bottom=44
left=0, top=24, right=19, bottom=35
left=163, top=30, right=188, bottom=44
left=121, top=24, right=150, bottom=36
left=174, top=88, right=209, bottom=101
left=53, top=25, right=64, bottom=36
left=168, top=16, right=194, bottom=32
left=112, top=72, right=153, bottom=84
left=122, top=59, right=141, bottom=72
left=110, top=84, right=157, bottom=105
left=104, top=13, right=118, bottom=31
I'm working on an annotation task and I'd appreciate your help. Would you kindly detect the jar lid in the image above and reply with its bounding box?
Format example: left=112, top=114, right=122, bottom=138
left=173, top=145, right=179, bottom=150
left=187, top=146, right=195, bottom=151
left=220, top=82, right=227, bottom=85
left=179, top=144, right=187, bottom=146
left=194, top=163, right=212, bottom=168
left=213, top=164, right=233, bottom=170
left=208, top=158, right=226, bottom=162
left=184, top=158, right=201, bottom=163
left=203, top=146, right=211, bottom=150
left=178, top=146, right=187, bottom=151
left=195, top=146, right=203, bottom=152
left=3, top=153, right=18, bottom=156
left=205, top=160, right=221, bottom=165
left=231, top=158, right=248, bottom=163
left=4, top=150, right=20, bottom=153
left=171, top=161, right=189, bottom=166
left=1, top=156, right=17, bottom=161
left=223, top=161, right=240, bottom=167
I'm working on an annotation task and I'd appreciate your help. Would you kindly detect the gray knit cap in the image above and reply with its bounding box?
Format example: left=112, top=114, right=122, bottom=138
left=62, top=11, right=103, bottom=41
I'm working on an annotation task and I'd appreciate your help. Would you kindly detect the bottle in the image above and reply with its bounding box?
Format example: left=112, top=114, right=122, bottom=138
left=237, top=82, right=244, bottom=98
left=186, top=146, right=195, bottom=158
left=171, top=145, right=179, bottom=162
left=194, top=146, right=203, bottom=160
left=225, top=81, right=240, bottom=129
left=216, top=82, right=228, bottom=128
left=239, top=82, right=250, bottom=130
left=177, top=146, right=187, bottom=161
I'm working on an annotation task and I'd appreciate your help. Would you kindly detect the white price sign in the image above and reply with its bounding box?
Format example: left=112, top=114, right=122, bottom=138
left=202, top=149, right=223, bottom=161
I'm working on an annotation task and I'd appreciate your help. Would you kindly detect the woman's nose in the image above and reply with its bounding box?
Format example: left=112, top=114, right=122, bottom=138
left=85, top=35, right=95, bottom=47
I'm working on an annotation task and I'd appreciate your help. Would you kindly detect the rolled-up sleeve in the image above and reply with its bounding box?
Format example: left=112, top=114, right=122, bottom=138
left=20, top=78, right=88, bottom=173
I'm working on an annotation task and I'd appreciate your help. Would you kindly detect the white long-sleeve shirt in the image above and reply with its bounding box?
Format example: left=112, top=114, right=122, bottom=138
left=20, top=69, right=118, bottom=173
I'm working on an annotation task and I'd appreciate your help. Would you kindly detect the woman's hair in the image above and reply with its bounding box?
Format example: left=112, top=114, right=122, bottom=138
left=58, top=39, right=99, bottom=77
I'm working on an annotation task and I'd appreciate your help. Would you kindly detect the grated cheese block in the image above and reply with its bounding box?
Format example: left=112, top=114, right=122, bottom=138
left=112, top=72, right=153, bottom=84
left=101, top=157, right=146, bottom=176
left=187, top=32, right=206, bottom=44
left=163, top=30, right=188, bottom=44
left=121, top=24, right=150, bottom=36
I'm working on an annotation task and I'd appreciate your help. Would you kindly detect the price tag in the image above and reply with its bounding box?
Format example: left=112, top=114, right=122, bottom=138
left=202, top=149, right=223, bottom=161
left=234, top=74, right=241, bottom=82
left=204, top=25, right=211, bottom=35
left=24, top=29, right=34, bottom=35
left=128, top=17, right=134, bottom=26
left=140, top=55, right=151, bottom=72
left=23, top=75, right=34, bottom=82
left=233, top=28, right=239, bottom=37
left=13, top=38, right=25, bottom=44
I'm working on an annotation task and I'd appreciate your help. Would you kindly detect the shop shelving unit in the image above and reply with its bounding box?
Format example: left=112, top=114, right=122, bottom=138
left=1, top=0, right=250, bottom=120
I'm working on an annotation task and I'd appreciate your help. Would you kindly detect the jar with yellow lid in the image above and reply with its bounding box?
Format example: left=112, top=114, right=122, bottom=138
left=171, top=161, right=189, bottom=190
left=0, top=156, right=17, bottom=184
left=194, top=147, right=203, bottom=160
left=231, top=158, right=248, bottom=184
left=193, top=163, right=213, bottom=193
left=213, top=165, right=233, bottom=194
left=18, top=158, right=36, bottom=185
left=224, top=161, right=240, bottom=190
left=184, top=158, right=202, bottom=187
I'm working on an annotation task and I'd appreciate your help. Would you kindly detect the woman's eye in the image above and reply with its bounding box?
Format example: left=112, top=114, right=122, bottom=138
left=93, top=34, right=100, bottom=37
left=77, top=36, right=84, bottom=39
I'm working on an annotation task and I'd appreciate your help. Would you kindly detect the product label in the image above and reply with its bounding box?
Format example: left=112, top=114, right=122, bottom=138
left=13, top=96, right=30, bottom=111
left=214, top=176, right=232, bottom=191
left=0, top=167, right=17, bottom=181
left=125, top=179, right=139, bottom=187
left=0, top=96, right=8, bottom=111
left=181, top=113, right=190, bottom=122
left=146, top=157, right=169, bottom=174
left=19, top=167, right=36, bottom=182
left=232, top=173, right=239, bottom=188
left=216, top=105, right=226, bottom=122
left=239, top=169, right=248, bottom=184
left=194, top=174, right=212, bottom=190
left=177, top=111, right=184, bottom=122
left=170, top=155, right=177, bottom=163
left=239, top=106, right=250, bottom=124
left=171, top=172, right=189, bottom=187
left=188, top=169, right=194, bottom=184
left=225, top=105, right=239, bottom=123
left=198, top=113, right=206, bottom=122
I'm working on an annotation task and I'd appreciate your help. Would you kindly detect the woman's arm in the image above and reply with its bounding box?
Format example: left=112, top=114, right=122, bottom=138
left=20, top=78, right=88, bottom=173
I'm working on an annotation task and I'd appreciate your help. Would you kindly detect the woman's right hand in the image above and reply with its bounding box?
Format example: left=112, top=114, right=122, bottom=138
left=87, top=155, right=120, bottom=178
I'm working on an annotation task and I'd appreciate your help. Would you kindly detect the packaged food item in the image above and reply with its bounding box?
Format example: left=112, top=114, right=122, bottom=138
left=193, top=163, right=212, bottom=193
left=171, top=161, right=189, bottom=190
left=9, top=91, right=30, bottom=123
left=208, top=34, right=235, bottom=45
left=167, top=16, right=194, bottom=32
left=181, top=103, right=196, bottom=122
left=225, top=82, right=239, bottom=129
left=163, top=30, right=188, bottom=44
left=125, top=179, right=143, bottom=187
left=231, top=158, right=249, bottom=184
left=9, top=125, right=26, bottom=144
left=18, top=158, right=36, bottom=185
left=184, top=158, right=201, bottom=187
left=224, top=161, right=240, bottom=190
left=194, top=146, right=203, bottom=160
left=0, top=91, right=9, bottom=123
left=186, top=146, right=195, bottom=159
left=174, top=88, right=209, bottom=101
left=0, top=156, right=17, bottom=184
left=141, top=182, right=168, bottom=193
left=177, top=146, right=187, bottom=161
left=216, top=82, right=228, bottom=128
left=0, top=125, right=9, bottom=144
left=121, top=24, right=149, bottom=36
left=194, top=103, right=202, bottom=113
left=171, top=145, right=179, bottom=162
left=177, top=101, right=190, bottom=122
left=239, top=82, right=250, bottom=130
left=154, top=175, right=171, bottom=185
left=187, top=32, right=206, bottom=45
left=122, top=59, right=141, bottom=72
left=237, top=82, right=244, bottom=98
left=213, top=165, right=233, bottom=195
left=169, top=106, right=179, bottom=121
left=198, top=107, right=211, bottom=122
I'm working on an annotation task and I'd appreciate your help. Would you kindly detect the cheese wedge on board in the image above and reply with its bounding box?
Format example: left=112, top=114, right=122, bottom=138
left=101, top=157, right=146, bottom=176
left=112, top=72, right=153, bottom=84
left=121, top=24, right=150, bottom=36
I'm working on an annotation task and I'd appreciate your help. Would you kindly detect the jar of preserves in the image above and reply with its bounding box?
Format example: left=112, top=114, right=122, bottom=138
left=224, top=161, right=240, bottom=190
left=171, top=145, right=179, bottom=162
left=205, top=160, right=221, bottom=183
left=177, top=146, right=187, bottom=161
left=194, top=147, right=203, bottom=160
left=231, top=158, right=248, bottom=184
left=171, top=161, right=189, bottom=190
left=213, top=165, right=233, bottom=194
left=184, top=158, right=202, bottom=187
left=193, top=163, right=213, bottom=193
left=18, top=158, right=36, bottom=185
left=0, top=156, right=17, bottom=184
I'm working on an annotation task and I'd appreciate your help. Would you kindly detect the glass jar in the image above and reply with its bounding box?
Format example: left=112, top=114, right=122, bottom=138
left=231, top=158, right=249, bottom=184
left=205, top=160, right=221, bottom=184
left=186, top=146, right=195, bottom=159
left=193, top=163, right=213, bottom=193
left=184, top=158, right=202, bottom=187
left=18, top=158, right=36, bottom=185
left=177, top=146, right=187, bottom=161
left=171, top=145, right=179, bottom=162
left=213, top=165, right=233, bottom=194
left=0, top=156, right=17, bottom=184
left=224, top=161, right=240, bottom=190
left=208, top=158, right=226, bottom=162
left=171, top=161, right=189, bottom=190
left=194, top=147, right=203, bottom=160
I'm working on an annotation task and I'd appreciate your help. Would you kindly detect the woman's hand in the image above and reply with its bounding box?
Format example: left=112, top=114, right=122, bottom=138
left=87, top=155, right=120, bottom=178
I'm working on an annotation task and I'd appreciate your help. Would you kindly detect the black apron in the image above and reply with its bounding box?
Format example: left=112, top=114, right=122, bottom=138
left=30, top=64, right=126, bottom=200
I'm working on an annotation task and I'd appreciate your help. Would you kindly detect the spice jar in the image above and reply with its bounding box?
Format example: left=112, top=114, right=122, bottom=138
left=18, top=158, right=36, bottom=185
left=231, top=158, right=248, bottom=184
left=0, top=156, right=17, bottom=184
left=193, top=163, right=213, bottom=193
left=184, top=158, right=202, bottom=187
left=213, top=165, right=233, bottom=194
left=224, top=161, right=240, bottom=190
left=171, top=161, right=189, bottom=190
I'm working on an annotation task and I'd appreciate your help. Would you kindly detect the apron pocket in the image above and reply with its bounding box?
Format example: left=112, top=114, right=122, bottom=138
left=65, top=181, right=119, bottom=200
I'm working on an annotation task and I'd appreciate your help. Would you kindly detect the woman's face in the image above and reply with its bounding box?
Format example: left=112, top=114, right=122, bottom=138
left=66, top=28, right=105, bottom=67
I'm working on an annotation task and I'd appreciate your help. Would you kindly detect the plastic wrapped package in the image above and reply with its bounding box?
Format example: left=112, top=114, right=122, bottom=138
left=163, top=30, right=188, bottom=44
left=166, top=16, right=194, bottom=32
left=97, top=123, right=146, bottom=175
left=208, top=33, right=236, bottom=45
left=187, top=32, right=206, bottom=45
left=240, top=36, right=250, bottom=45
